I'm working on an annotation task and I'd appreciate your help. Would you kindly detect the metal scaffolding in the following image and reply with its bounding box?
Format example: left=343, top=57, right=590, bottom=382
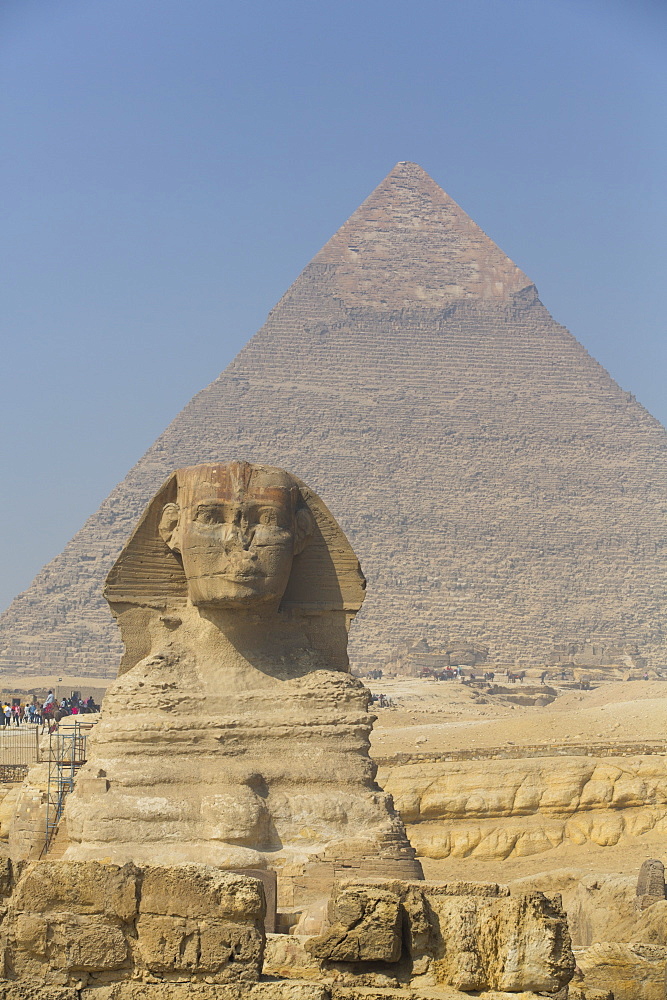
left=43, top=722, right=91, bottom=855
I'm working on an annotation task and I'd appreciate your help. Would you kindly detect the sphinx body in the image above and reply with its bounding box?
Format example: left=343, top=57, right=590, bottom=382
left=64, top=463, right=420, bottom=890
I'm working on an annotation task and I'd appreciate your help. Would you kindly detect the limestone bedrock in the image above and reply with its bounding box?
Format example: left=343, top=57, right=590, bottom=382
left=64, top=462, right=420, bottom=887
left=379, top=754, right=667, bottom=861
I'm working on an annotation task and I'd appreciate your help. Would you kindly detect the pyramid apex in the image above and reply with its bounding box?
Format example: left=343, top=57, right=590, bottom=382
left=388, top=159, right=432, bottom=173
left=311, top=163, right=532, bottom=307
left=384, top=160, right=438, bottom=185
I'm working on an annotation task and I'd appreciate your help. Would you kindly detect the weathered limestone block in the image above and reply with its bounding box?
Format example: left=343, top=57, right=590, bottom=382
left=136, top=866, right=264, bottom=981
left=5, top=861, right=138, bottom=984
left=80, top=987, right=329, bottom=1000
left=306, top=880, right=574, bottom=993
left=263, top=933, right=326, bottom=980
left=8, top=766, right=50, bottom=863
left=0, top=987, right=80, bottom=1000
left=577, top=941, right=667, bottom=1000
left=63, top=464, right=420, bottom=901
left=77, top=985, right=558, bottom=1000
left=426, top=889, right=574, bottom=993
left=1, top=860, right=265, bottom=988
left=28, top=914, right=127, bottom=970
left=0, top=786, right=22, bottom=843
left=636, top=857, right=665, bottom=910
left=11, top=860, right=138, bottom=921
left=306, top=885, right=402, bottom=963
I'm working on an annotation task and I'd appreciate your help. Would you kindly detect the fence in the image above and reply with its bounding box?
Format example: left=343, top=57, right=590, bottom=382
left=0, top=726, right=40, bottom=782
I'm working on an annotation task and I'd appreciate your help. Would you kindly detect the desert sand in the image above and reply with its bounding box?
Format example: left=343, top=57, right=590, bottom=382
left=369, top=675, right=667, bottom=756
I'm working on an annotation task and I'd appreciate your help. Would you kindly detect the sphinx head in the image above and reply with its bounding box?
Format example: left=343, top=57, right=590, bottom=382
left=104, top=462, right=366, bottom=673
left=157, top=462, right=314, bottom=608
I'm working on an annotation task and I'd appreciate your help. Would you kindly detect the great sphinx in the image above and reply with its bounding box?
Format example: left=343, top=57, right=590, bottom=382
left=64, top=462, right=421, bottom=897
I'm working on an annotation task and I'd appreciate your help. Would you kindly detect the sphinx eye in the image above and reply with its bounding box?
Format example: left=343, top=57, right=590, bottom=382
left=258, top=509, right=277, bottom=525
left=195, top=505, right=224, bottom=525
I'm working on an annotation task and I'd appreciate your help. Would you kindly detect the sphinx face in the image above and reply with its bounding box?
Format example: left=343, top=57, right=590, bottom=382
left=159, top=463, right=312, bottom=609
left=179, top=494, right=296, bottom=607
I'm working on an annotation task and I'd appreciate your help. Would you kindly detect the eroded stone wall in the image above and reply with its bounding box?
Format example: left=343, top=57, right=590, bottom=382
left=378, top=752, right=667, bottom=860
left=1, top=861, right=265, bottom=989
left=0, top=861, right=575, bottom=999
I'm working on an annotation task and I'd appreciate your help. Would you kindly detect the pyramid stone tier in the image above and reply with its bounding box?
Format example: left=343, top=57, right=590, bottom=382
left=1, top=162, right=666, bottom=677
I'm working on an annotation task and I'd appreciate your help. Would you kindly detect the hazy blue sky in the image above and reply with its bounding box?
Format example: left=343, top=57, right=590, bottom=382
left=1, top=0, right=666, bottom=612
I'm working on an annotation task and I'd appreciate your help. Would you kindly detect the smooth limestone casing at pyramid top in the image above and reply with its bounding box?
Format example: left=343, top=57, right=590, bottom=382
left=1, top=162, right=666, bottom=677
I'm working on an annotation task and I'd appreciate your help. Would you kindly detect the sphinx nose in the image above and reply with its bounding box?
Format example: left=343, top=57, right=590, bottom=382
left=240, top=524, right=255, bottom=550
left=227, top=519, right=255, bottom=551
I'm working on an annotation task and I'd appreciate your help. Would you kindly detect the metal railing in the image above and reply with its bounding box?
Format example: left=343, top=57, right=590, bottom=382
left=0, top=725, right=40, bottom=781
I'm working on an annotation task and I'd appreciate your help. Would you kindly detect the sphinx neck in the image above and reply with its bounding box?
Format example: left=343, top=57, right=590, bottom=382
left=176, top=601, right=321, bottom=677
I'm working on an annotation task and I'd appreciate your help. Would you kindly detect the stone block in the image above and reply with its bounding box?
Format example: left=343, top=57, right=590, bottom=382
left=136, top=865, right=265, bottom=981
left=46, top=917, right=128, bottom=970
left=578, top=941, right=667, bottom=1000
left=263, top=933, right=325, bottom=980
left=3, top=860, right=265, bottom=988
left=139, top=864, right=265, bottom=923
left=13, top=914, right=47, bottom=956
left=198, top=922, right=262, bottom=974
left=425, top=889, right=574, bottom=993
left=306, top=885, right=401, bottom=963
left=11, top=913, right=128, bottom=980
left=80, top=985, right=329, bottom=1000
left=11, top=861, right=138, bottom=922
left=135, top=915, right=199, bottom=972
left=0, top=987, right=79, bottom=1000
left=305, top=879, right=574, bottom=993
left=8, top=766, right=50, bottom=863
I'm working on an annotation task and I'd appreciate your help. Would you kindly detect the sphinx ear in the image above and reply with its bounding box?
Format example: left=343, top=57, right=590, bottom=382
left=294, top=507, right=314, bottom=555
left=159, top=503, right=181, bottom=553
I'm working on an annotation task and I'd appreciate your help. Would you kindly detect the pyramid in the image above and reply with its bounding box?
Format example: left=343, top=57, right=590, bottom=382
left=2, top=161, right=666, bottom=678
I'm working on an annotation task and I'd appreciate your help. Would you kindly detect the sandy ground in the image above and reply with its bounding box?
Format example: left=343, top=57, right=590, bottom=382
left=368, top=676, right=667, bottom=756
